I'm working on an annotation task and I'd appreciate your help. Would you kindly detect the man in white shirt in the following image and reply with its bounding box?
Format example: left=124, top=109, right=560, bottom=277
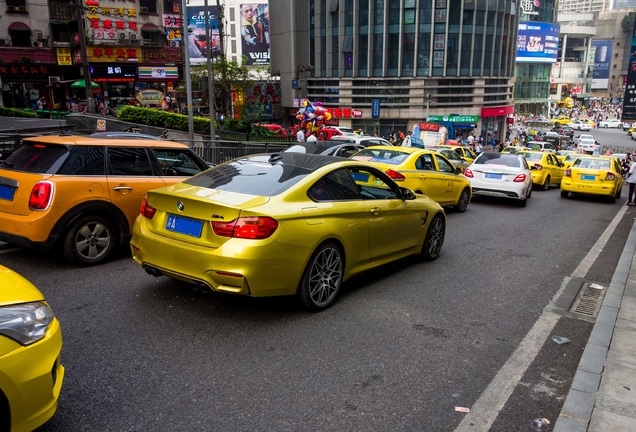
left=306, top=130, right=318, bottom=142
left=296, top=128, right=305, bottom=142
left=466, top=133, right=475, bottom=146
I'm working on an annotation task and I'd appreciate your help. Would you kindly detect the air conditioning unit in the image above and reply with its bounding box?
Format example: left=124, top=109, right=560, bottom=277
left=169, top=40, right=180, bottom=48
left=130, top=33, right=138, bottom=40
left=37, top=32, right=44, bottom=40
left=119, top=32, right=127, bottom=39
left=48, top=76, right=60, bottom=85
left=140, top=6, right=149, bottom=13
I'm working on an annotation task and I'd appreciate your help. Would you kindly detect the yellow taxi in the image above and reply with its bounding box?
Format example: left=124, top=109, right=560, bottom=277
left=351, top=146, right=471, bottom=212
left=0, top=135, right=210, bottom=266
left=561, top=155, right=624, bottom=202
left=552, top=116, right=572, bottom=125
left=448, top=145, right=477, bottom=164
left=562, top=152, right=583, bottom=170
left=0, top=265, right=64, bottom=431
left=501, top=146, right=527, bottom=154
left=579, top=118, right=596, bottom=128
left=555, top=149, right=578, bottom=163
left=427, top=146, right=470, bottom=173
left=517, top=150, right=564, bottom=190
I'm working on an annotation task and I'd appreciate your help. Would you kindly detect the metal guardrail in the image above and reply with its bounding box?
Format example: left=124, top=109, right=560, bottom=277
left=189, top=140, right=292, bottom=165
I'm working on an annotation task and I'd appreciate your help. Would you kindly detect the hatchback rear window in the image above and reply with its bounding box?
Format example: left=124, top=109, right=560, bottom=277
left=1, top=143, right=69, bottom=174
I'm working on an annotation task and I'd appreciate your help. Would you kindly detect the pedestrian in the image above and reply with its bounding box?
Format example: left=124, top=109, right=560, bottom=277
left=474, top=140, right=483, bottom=154
left=296, top=128, right=305, bottom=142
left=626, top=160, right=636, bottom=205
left=306, top=130, right=317, bottom=142
left=99, top=101, right=106, bottom=116
left=36, top=97, right=44, bottom=110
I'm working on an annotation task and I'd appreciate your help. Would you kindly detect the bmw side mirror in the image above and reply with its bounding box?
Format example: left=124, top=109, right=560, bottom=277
left=400, top=187, right=417, bottom=200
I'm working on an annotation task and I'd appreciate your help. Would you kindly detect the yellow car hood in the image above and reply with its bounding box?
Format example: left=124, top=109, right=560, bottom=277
left=0, top=265, right=45, bottom=306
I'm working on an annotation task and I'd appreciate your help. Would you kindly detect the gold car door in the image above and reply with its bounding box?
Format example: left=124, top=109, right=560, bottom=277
left=411, top=154, right=446, bottom=203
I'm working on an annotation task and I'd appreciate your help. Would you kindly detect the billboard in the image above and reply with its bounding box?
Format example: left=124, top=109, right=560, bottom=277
left=239, top=3, right=270, bottom=66
left=516, top=21, right=560, bottom=63
left=186, top=5, right=222, bottom=65
left=591, top=40, right=613, bottom=90
left=622, top=16, right=636, bottom=121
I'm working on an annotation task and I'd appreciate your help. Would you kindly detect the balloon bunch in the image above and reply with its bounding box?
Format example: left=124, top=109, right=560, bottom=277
left=295, top=100, right=332, bottom=131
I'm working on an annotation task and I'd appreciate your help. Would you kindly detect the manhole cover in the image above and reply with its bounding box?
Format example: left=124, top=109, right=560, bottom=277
left=569, top=283, right=606, bottom=317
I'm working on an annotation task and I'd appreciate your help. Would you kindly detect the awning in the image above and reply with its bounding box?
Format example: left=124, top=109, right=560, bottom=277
left=8, top=21, right=30, bottom=31
left=141, top=23, right=161, bottom=32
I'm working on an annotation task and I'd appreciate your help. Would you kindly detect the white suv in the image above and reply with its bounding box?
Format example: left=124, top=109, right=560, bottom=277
left=599, top=119, right=623, bottom=128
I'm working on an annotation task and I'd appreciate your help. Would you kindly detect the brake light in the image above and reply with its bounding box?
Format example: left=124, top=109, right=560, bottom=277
left=140, top=197, right=157, bottom=219
left=564, top=168, right=572, bottom=177
left=513, top=173, right=527, bottom=182
left=464, top=168, right=474, bottom=178
left=385, top=169, right=405, bottom=182
left=212, top=217, right=278, bottom=239
left=533, top=164, right=543, bottom=171
left=605, top=172, right=617, bottom=181
left=29, top=181, right=53, bottom=210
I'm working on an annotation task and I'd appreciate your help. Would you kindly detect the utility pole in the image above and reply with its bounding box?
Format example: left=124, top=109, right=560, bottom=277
left=181, top=0, right=194, bottom=141
left=204, top=0, right=216, bottom=141
left=76, top=0, right=95, bottom=114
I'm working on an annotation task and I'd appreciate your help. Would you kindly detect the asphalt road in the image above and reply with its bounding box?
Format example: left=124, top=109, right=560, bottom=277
left=0, top=138, right=631, bottom=431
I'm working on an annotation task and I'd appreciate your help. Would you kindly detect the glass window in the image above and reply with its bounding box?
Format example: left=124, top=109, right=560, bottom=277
left=152, top=149, right=207, bottom=177
left=416, top=154, right=434, bottom=170
left=59, top=146, right=105, bottom=175
left=349, top=167, right=399, bottom=200
left=3, top=143, right=69, bottom=174
left=308, top=169, right=361, bottom=202
left=436, top=155, right=454, bottom=173
left=107, top=147, right=154, bottom=176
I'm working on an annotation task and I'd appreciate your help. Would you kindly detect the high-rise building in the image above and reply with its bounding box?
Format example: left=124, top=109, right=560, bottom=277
left=270, top=0, right=520, bottom=141
left=558, top=0, right=609, bottom=13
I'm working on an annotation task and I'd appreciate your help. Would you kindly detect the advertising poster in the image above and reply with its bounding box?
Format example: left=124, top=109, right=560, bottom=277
left=186, top=5, right=221, bottom=65
left=240, top=3, right=270, bottom=66
left=516, top=21, right=560, bottom=63
left=591, top=40, right=612, bottom=90
left=623, top=16, right=636, bottom=121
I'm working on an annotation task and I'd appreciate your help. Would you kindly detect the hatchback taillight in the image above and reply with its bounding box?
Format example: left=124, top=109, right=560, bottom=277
left=29, top=182, right=53, bottom=210
left=605, top=172, right=617, bottom=181
left=513, top=173, right=527, bottom=183
left=385, top=169, right=405, bottom=182
left=212, top=217, right=278, bottom=239
left=464, top=168, right=474, bottom=178
left=140, top=197, right=157, bottom=219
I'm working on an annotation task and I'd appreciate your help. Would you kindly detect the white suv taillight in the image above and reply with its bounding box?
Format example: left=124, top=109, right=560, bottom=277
left=28, top=181, right=54, bottom=210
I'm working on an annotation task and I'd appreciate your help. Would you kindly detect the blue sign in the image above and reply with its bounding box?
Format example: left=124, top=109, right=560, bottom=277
left=592, top=40, right=612, bottom=90
left=372, top=99, right=381, bottom=119
left=292, top=79, right=298, bottom=90
left=516, top=21, right=560, bottom=63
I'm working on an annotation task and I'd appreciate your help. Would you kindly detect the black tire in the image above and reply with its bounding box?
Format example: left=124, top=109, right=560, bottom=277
left=616, top=188, right=622, bottom=200
left=561, top=190, right=569, bottom=198
left=62, top=215, right=117, bottom=266
left=527, top=186, right=533, bottom=199
left=297, top=242, right=343, bottom=311
left=455, top=188, right=470, bottom=212
left=518, top=197, right=527, bottom=207
left=541, top=175, right=550, bottom=191
left=421, top=214, right=445, bottom=261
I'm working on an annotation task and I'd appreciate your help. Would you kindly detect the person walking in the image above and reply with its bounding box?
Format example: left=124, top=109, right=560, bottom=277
left=306, top=130, right=317, bottom=142
left=627, top=160, right=636, bottom=206
left=296, top=128, right=305, bottom=142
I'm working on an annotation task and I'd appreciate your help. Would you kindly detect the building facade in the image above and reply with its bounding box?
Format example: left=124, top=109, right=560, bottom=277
left=270, top=0, right=519, bottom=141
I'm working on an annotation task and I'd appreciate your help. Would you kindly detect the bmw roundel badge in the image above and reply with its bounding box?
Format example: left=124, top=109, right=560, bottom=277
left=177, top=202, right=184, bottom=211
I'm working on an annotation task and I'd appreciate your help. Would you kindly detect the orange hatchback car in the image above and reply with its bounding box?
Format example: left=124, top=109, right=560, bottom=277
left=0, top=135, right=209, bottom=266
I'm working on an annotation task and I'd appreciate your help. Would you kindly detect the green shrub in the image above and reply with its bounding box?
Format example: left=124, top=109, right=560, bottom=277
left=0, top=107, right=37, bottom=118
left=117, top=106, right=224, bottom=135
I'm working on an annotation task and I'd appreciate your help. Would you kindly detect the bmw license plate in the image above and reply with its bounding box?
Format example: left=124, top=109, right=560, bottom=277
left=166, top=214, right=203, bottom=238
left=0, top=185, right=15, bottom=201
left=580, top=174, right=596, bottom=181
left=485, top=173, right=502, bottom=179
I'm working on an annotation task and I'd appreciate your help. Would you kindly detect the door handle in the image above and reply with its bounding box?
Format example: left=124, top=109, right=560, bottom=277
left=113, top=186, right=133, bottom=191
left=370, top=207, right=381, bottom=215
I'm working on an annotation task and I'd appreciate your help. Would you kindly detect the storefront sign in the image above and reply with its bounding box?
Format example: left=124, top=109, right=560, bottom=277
left=372, top=99, right=380, bottom=119
left=419, top=122, right=440, bottom=132
left=0, top=65, right=51, bottom=77
left=136, top=89, right=164, bottom=105
left=138, top=66, right=179, bottom=80
left=480, top=106, right=514, bottom=117
left=162, top=13, right=182, bottom=29
left=56, top=48, right=73, bottom=66
left=428, top=114, right=479, bottom=123
left=141, top=48, right=182, bottom=64
left=84, top=0, right=139, bottom=34
left=88, top=46, right=141, bottom=62
left=90, top=64, right=137, bottom=81
left=352, top=109, right=362, bottom=117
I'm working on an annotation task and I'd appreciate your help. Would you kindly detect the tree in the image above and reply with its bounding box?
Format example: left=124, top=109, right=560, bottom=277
left=621, top=13, right=636, bottom=34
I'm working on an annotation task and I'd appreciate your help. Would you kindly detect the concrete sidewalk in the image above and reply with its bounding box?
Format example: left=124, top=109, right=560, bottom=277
left=554, top=219, right=636, bottom=431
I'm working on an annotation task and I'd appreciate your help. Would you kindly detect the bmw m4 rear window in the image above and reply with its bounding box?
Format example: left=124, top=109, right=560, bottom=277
left=1, top=143, right=69, bottom=174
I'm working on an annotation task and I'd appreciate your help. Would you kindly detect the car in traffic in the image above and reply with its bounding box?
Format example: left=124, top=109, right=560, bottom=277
left=555, top=149, right=578, bottom=163
left=622, top=122, right=633, bottom=131
left=517, top=150, right=564, bottom=190
left=351, top=146, right=471, bottom=212
left=561, top=152, right=582, bottom=170
left=575, top=134, right=599, bottom=154
left=130, top=152, right=446, bottom=311
left=501, top=146, right=527, bottom=154
left=427, top=146, right=470, bottom=173
left=524, top=117, right=552, bottom=127
left=463, top=152, right=533, bottom=207
left=0, top=135, right=210, bottom=266
left=567, top=120, right=593, bottom=131
left=329, top=135, right=394, bottom=147
left=561, top=155, right=624, bottom=202
left=283, top=141, right=366, bottom=158
left=0, top=264, right=64, bottom=431
left=446, top=145, right=477, bottom=163
left=525, top=141, right=557, bottom=153
left=598, top=119, right=623, bottom=128
left=552, top=116, right=572, bottom=125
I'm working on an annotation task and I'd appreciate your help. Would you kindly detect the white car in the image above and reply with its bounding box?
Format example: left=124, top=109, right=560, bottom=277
left=525, top=141, right=557, bottom=153
left=567, top=120, right=593, bottom=131
left=577, top=137, right=599, bottom=154
left=599, top=119, right=623, bottom=128
left=464, top=152, right=533, bottom=207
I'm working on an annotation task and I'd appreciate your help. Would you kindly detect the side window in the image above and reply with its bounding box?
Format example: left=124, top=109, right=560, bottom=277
left=348, top=167, right=399, bottom=200
left=58, top=146, right=105, bottom=175
left=307, top=169, right=361, bottom=202
left=107, top=147, right=154, bottom=176
left=436, top=155, right=454, bottom=173
left=152, top=149, right=205, bottom=176
left=416, top=154, right=434, bottom=171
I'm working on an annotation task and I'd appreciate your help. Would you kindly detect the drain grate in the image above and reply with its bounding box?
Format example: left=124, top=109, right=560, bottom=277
left=569, top=283, right=606, bottom=317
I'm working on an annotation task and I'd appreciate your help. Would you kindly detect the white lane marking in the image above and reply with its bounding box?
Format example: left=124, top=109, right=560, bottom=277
left=454, top=206, right=627, bottom=431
